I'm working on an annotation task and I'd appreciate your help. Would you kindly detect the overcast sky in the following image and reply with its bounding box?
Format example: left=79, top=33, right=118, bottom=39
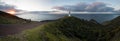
left=0, top=0, right=120, bottom=11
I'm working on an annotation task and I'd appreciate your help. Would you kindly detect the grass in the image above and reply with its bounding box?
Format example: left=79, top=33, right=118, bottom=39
left=0, top=16, right=120, bottom=41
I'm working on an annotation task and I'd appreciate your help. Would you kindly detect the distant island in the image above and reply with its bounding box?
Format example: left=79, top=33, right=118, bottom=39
left=0, top=11, right=120, bottom=41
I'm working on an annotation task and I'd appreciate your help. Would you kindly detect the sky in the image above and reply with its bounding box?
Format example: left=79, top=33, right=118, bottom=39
left=0, top=0, right=120, bottom=12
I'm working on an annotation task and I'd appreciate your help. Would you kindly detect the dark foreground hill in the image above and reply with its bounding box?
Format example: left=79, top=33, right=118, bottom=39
left=1, top=16, right=120, bottom=41
left=103, top=16, right=120, bottom=41
left=0, top=11, right=31, bottom=24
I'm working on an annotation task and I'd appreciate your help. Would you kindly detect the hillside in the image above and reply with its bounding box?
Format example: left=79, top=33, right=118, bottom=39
left=0, top=16, right=120, bottom=41
left=0, top=11, right=31, bottom=24
left=0, top=11, right=47, bottom=36
left=105, top=16, right=120, bottom=26
left=20, top=16, right=120, bottom=41
left=0, top=16, right=108, bottom=41
left=23, top=16, right=108, bottom=41
left=104, top=16, right=120, bottom=41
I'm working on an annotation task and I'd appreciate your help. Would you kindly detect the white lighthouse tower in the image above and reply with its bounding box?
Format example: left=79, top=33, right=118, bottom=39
left=68, top=10, right=71, bottom=17
left=66, top=8, right=71, bottom=17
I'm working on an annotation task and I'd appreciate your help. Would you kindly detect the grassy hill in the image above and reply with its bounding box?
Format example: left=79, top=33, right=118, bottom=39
left=104, top=16, right=120, bottom=41
left=0, top=15, right=120, bottom=41
left=22, top=16, right=107, bottom=41
left=0, top=11, right=31, bottom=24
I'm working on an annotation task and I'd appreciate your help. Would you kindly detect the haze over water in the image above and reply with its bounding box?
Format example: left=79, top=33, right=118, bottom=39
left=16, top=13, right=120, bottom=23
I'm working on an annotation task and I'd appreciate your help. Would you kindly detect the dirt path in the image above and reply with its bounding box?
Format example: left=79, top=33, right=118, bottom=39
left=0, top=22, right=46, bottom=36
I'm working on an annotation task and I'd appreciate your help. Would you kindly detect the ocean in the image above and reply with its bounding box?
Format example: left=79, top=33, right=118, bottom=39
left=16, top=13, right=120, bottom=23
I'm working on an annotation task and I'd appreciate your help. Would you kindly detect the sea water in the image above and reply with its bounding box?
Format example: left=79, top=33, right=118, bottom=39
left=16, top=13, right=120, bottom=23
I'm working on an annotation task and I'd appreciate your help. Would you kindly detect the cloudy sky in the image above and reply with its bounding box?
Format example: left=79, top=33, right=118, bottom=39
left=0, top=0, right=120, bottom=12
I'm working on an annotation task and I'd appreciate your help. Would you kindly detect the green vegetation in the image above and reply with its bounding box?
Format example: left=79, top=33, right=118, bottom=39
left=0, top=16, right=120, bottom=41
left=22, top=16, right=111, bottom=41
left=0, top=10, right=120, bottom=41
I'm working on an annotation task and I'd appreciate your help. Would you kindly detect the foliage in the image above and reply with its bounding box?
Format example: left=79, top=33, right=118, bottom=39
left=0, top=16, right=120, bottom=41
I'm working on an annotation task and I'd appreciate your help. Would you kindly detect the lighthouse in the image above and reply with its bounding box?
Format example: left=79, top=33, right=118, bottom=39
left=65, top=7, right=71, bottom=17
left=68, top=10, right=71, bottom=17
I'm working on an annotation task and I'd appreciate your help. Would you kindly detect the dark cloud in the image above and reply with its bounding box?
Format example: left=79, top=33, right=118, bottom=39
left=53, top=2, right=115, bottom=12
left=0, top=2, right=21, bottom=12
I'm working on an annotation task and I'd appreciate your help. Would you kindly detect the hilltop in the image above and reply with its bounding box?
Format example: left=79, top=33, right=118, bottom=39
left=21, top=16, right=106, bottom=41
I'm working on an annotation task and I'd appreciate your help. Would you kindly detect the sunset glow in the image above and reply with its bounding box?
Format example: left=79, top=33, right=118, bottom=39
left=7, top=10, right=16, bottom=15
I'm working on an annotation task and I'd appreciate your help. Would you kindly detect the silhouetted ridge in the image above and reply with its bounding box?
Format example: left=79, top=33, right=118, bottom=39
left=0, top=11, right=31, bottom=24
left=102, top=16, right=120, bottom=41
left=89, top=19, right=100, bottom=24
left=0, top=11, right=21, bottom=19
left=104, top=16, right=120, bottom=27
left=110, top=16, right=120, bottom=24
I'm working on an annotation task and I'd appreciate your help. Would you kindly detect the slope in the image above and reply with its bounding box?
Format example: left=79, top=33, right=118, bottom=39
left=21, top=16, right=110, bottom=41
left=0, top=16, right=119, bottom=41
left=0, top=11, right=30, bottom=24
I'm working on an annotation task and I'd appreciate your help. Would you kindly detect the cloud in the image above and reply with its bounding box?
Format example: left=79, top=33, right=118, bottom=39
left=53, top=2, right=115, bottom=12
left=0, top=2, right=21, bottom=12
